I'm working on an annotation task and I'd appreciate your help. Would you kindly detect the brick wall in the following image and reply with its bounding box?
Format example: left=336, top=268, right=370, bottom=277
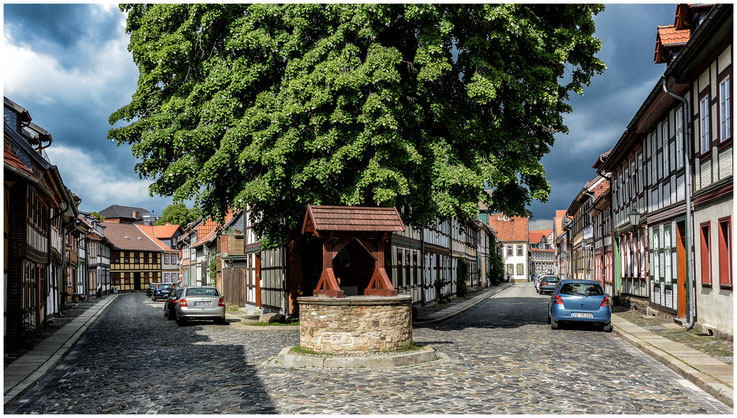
left=298, top=296, right=412, bottom=354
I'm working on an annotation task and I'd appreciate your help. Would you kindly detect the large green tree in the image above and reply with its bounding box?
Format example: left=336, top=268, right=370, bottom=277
left=110, top=4, right=605, bottom=245
left=155, top=203, right=201, bottom=226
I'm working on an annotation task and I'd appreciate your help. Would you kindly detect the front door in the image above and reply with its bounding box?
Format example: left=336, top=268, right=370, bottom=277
left=677, top=221, right=687, bottom=318
left=134, top=272, right=141, bottom=291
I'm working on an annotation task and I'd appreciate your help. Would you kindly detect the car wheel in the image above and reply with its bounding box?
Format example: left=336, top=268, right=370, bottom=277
left=550, top=317, right=559, bottom=330
left=168, top=308, right=176, bottom=320
left=215, top=317, right=227, bottom=325
left=602, top=323, right=613, bottom=332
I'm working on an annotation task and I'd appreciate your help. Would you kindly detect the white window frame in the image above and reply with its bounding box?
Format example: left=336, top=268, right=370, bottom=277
left=700, top=95, right=711, bottom=154
left=719, top=75, right=731, bottom=142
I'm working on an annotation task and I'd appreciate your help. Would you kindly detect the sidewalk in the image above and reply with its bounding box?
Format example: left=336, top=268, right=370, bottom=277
left=612, top=314, right=733, bottom=408
left=3, top=294, right=119, bottom=408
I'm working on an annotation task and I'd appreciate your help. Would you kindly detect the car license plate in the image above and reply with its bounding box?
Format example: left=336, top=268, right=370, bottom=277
left=571, top=312, right=593, bottom=318
left=194, top=301, right=211, bottom=307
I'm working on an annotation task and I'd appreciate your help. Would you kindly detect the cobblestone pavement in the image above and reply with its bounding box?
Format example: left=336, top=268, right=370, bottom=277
left=6, top=285, right=732, bottom=414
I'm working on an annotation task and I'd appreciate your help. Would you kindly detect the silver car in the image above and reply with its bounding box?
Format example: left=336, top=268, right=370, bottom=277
left=174, top=286, right=226, bottom=326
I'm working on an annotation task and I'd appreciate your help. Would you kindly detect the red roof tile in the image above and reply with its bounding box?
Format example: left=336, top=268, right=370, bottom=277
left=152, top=224, right=181, bottom=239
left=191, top=211, right=235, bottom=248
left=529, top=229, right=553, bottom=244
left=101, top=222, right=164, bottom=252
left=4, top=137, right=35, bottom=177
left=486, top=214, right=528, bottom=242
left=136, top=225, right=175, bottom=251
left=302, top=205, right=405, bottom=235
left=657, top=25, right=691, bottom=45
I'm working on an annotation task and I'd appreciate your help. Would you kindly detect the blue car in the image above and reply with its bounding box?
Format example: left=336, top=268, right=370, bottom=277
left=548, top=280, right=612, bottom=332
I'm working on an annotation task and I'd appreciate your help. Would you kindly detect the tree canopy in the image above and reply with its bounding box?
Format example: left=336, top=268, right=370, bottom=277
left=110, top=4, right=605, bottom=245
left=155, top=203, right=201, bottom=226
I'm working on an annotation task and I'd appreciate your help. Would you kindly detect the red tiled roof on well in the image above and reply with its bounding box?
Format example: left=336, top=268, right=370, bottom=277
left=302, top=205, right=405, bottom=235
left=486, top=214, right=528, bottom=243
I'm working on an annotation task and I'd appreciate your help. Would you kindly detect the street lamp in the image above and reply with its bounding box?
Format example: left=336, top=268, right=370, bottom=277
left=629, top=208, right=641, bottom=227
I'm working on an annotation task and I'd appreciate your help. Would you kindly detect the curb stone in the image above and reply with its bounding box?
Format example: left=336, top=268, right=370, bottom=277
left=272, top=345, right=440, bottom=369
left=3, top=294, right=119, bottom=409
left=613, top=327, right=733, bottom=408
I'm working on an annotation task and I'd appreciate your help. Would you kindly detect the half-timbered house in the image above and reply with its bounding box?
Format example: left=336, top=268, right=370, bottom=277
left=102, top=222, right=163, bottom=291
left=4, top=97, right=78, bottom=342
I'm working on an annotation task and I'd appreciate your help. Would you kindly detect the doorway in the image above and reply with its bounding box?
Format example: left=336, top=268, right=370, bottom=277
left=134, top=272, right=141, bottom=291
left=677, top=221, right=687, bottom=318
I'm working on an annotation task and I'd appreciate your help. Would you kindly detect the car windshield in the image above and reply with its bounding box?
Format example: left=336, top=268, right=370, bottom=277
left=542, top=277, right=559, bottom=282
left=560, top=283, right=604, bottom=296
left=159, top=284, right=172, bottom=290
left=186, top=288, right=218, bottom=296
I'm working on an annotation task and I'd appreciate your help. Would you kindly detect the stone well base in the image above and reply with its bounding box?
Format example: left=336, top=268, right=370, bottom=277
left=273, top=345, right=440, bottom=369
left=298, top=295, right=412, bottom=354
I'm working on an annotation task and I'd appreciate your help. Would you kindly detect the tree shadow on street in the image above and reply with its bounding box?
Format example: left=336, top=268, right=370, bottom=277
left=5, top=293, right=278, bottom=414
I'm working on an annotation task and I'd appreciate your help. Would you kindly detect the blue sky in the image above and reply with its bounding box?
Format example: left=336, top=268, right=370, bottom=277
left=4, top=4, right=675, bottom=225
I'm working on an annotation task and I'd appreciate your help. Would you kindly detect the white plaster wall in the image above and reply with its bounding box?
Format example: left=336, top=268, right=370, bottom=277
left=503, top=242, right=528, bottom=281
left=694, top=198, right=733, bottom=337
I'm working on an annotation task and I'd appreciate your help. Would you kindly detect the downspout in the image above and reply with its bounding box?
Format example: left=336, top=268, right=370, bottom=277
left=662, top=79, right=695, bottom=330
left=420, top=228, right=426, bottom=305
left=596, top=162, right=615, bottom=297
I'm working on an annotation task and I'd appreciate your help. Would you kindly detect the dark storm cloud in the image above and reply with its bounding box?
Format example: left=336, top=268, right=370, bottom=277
left=528, top=4, right=677, bottom=222
left=4, top=4, right=121, bottom=70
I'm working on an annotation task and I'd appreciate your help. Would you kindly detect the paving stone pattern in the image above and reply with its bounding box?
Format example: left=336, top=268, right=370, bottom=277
left=6, top=286, right=731, bottom=414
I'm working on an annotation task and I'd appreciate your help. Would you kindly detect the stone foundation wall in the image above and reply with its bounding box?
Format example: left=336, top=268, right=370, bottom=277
left=298, top=296, right=412, bottom=354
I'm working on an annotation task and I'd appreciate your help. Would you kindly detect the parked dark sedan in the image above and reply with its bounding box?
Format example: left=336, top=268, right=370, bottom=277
left=538, top=275, right=560, bottom=294
left=146, top=283, right=157, bottom=297
left=152, top=283, right=174, bottom=301
left=164, top=287, right=185, bottom=320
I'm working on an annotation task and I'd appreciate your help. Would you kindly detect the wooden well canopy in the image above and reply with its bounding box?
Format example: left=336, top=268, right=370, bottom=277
left=302, top=205, right=405, bottom=298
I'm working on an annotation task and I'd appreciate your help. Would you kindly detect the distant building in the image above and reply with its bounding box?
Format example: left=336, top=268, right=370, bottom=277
left=553, top=209, right=570, bottom=275
left=529, top=229, right=555, bottom=275
left=98, top=205, right=157, bottom=225
left=136, top=224, right=184, bottom=284
left=486, top=214, right=529, bottom=282
left=102, top=222, right=163, bottom=291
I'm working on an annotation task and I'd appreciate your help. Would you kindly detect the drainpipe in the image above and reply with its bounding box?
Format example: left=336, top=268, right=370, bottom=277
left=420, top=228, right=426, bottom=305
left=662, top=79, right=695, bottom=330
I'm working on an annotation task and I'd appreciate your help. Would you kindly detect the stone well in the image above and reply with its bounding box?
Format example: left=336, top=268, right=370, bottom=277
left=298, top=295, right=412, bottom=354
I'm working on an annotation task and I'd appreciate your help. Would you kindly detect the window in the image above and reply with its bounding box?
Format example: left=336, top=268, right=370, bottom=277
left=506, top=264, right=513, bottom=274
left=405, top=250, right=411, bottom=287
left=700, top=95, right=711, bottom=154
left=700, top=222, right=712, bottom=285
left=164, top=254, right=169, bottom=265
left=719, top=217, right=732, bottom=287
left=661, top=122, right=669, bottom=175
left=171, top=254, right=177, bottom=264
left=517, top=245, right=523, bottom=256
left=396, top=249, right=403, bottom=287
left=507, top=245, right=513, bottom=256
left=676, top=107, right=684, bottom=169
left=719, top=75, right=731, bottom=142
left=516, top=263, right=524, bottom=275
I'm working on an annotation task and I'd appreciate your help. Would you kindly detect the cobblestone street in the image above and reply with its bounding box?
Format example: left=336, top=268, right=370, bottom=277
left=6, top=284, right=731, bottom=414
